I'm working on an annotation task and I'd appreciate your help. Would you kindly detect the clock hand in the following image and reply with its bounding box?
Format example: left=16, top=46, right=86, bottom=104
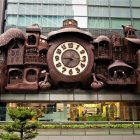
left=62, top=57, right=73, bottom=60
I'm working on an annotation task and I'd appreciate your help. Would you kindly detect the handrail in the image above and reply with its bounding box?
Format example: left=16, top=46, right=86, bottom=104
left=40, top=121, right=140, bottom=124
left=1, top=120, right=140, bottom=123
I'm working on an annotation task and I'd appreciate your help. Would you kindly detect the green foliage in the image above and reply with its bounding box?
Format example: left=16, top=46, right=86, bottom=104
left=0, top=107, right=39, bottom=140
left=1, top=122, right=140, bottom=130
left=39, top=123, right=140, bottom=129
left=109, top=124, right=133, bottom=128
left=0, top=133, right=20, bottom=140
left=8, top=107, right=36, bottom=121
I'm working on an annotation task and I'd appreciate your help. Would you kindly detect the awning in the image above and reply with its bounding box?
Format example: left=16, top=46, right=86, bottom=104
left=108, top=60, right=133, bottom=71
left=0, top=28, right=25, bottom=47
left=8, top=68, right=22, bottom=73
left=47, top=27, right=94, bottom=40
left=93, top=35, right=111, bottom=43
left=125, top=37, right=140, bottom=45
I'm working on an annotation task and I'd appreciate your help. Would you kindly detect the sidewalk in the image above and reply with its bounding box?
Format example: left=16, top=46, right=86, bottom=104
left=34, top=135, right=140, bottom=140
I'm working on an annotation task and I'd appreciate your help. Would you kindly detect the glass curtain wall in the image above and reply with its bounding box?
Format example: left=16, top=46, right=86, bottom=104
left=6, top=0, right=140, bottom=29
left=87, top=0, right=140, bottom=29
left=6, top=0, right=87, bottom=28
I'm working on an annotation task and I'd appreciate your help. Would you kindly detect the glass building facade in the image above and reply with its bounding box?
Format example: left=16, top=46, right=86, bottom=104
left=6, top=0, right=140, bottom=31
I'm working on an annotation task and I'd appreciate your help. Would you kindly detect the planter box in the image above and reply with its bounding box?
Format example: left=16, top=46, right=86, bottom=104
left=85, top=128, right=109, bottom=135
left=38, top=128, right=109, bottom=136
left=110, top=128, right=133, bottom=135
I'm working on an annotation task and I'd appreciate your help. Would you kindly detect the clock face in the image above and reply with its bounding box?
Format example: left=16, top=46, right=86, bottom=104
left=53, top=42, right=88, bottom=76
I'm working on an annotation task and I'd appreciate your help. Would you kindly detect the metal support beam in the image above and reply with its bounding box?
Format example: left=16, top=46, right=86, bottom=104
left=0, top=88, right=140, bottom=102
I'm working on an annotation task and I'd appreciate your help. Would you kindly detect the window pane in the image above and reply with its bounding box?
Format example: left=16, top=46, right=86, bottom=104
left=131, top=0, right=140, bottom=7
left=31, top=16, right=41, bottom=26
left=87, top=0, right=109, bottom=6
left=19, top=0, right=42, bottom=3
left=65, top=16, right=74, bottom=19
left=42, top=4, right=64, bottom=16
left=6, top=15, right=17, bottom=26
left=8, top=0, right=18, bottom=2
left=111, top=18, right=131, bottom=29
left=65, top=0, right=72, bottom=4
left=133, top=19, right=140, bottom=30
left=88, top=6, right=109, bottom=17
left=132, top=8, right=140, bottom=18
left=42, top=5, right=49, bottom=15
left=43, top=0, right=65, bottom=4
left=19, top=4, right=42, bottom=15
left=110, top=0, right=130, bottom=6
left=42, top=16, right=48, bottom=27
left=65, top=5, right=74, bottom=16
left=42, top=16, right=64, bottom=27
left=18, top=15, right=41, bottom=27
left=7, top=4, right=18, bottom=14
left=88, top=17, right=109, bottom=29
left=110, top=8, right=131, bottom=18
left=18, top=15, right=26, bottom=26
left=72, top=5, right=87, bottom=16
left=25, top=16, right=32, bottom=26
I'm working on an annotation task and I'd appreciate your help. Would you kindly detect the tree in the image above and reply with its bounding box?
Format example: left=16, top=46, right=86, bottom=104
left=0, top=107, right=39, bottom=140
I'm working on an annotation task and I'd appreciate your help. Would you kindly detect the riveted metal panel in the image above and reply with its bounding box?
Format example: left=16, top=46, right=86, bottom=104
left=1, top=93, right=25, bottom=101
left=98, top=89, right=121, bottom=101
left=74, top=93, right=98, bottom=101
left=50, top=93, right=74, bottom=101
left=98, top=93, right=121, bottom=101
left=122, top=93, right=140, bottom=101
left=73, top=89, right=97, bottom=101
left=45, top=89, right=73, bottom=101
left=25, top=93, right=50, bottom=101
left=1, top=89, right=140, bottom=102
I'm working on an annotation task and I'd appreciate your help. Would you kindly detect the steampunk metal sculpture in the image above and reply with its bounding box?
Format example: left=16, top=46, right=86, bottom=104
left=0, top=19, right=139, bottom=92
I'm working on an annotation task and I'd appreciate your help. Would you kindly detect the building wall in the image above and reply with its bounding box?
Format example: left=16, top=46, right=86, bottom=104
left=0, top=0, right=7, bottom=34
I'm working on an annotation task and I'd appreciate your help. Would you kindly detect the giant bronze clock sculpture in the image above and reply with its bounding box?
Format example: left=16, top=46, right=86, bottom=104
left=0, top=19, right=138, bottom=92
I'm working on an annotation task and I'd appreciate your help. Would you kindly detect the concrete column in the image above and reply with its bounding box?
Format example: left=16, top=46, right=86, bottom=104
left=0, top=0, right=7, bottom=34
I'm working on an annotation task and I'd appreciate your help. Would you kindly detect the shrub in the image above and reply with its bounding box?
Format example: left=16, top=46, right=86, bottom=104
left=0, top=107, right=39, bottom=140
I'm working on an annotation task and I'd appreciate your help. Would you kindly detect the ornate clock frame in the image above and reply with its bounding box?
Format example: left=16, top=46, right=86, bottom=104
left=47, top=35, right=94, bottom=86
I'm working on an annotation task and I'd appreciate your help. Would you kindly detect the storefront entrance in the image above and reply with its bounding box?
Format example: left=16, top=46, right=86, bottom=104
left=5, top=102, right=139, bottom=122
left=67, top=103, right=119, bottom=121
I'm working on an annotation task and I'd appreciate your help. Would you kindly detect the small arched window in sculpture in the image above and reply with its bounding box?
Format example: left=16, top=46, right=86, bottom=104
left=39, top=50, right=46, bottom=63
left=27, top=35, right=36, bottom=45
left=7, top=40, right=24, bottom=65
left=26, top=69, right=37, bottom=82
left=128, top=30, right=133, bottom=36
left=0, top=49, right=4, bottom=63
left=8, top=69, right=23, bottom=84
left=98, top=41, right=109, bottom=57
left=113, top=70, right=127, bottom=82
left=12, top=40, right=20, bottom=49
